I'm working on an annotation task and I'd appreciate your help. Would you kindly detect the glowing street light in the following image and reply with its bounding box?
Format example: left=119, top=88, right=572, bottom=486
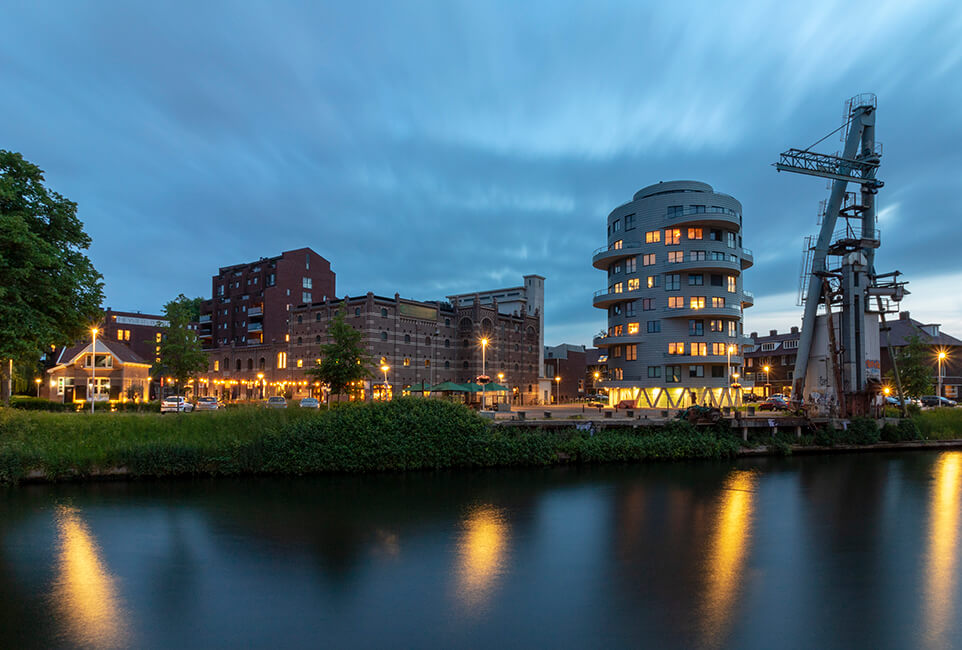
left=90, top=327, right=98, bottom=414
left=497, top=372, right=505, bottom=406
left=554, top=375, right=561, bottom=405
left=937, top=349, right=948, bottom=406
left=380, top=363, right=390, bottom=400
left=257, top=372, right=265, bottom=399
left=763, top=365, right=771, bottom=397
left=480, top=338, right=488, bottom=410
left=34, top=377, right=42, bottom=398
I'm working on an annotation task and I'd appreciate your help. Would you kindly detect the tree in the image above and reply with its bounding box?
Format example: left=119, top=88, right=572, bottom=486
left=888, top=334, right=934, bottom=398
left=0, top=151, right=104, bottom=403
left=306, top=312, right=372, bottom=402
left=152, top=294, right=207, bottom=395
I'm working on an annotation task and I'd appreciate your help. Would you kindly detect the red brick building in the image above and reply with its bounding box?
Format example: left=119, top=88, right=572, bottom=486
left=543, top=344, right=588, bottom=403
left=45, top=339, right=152, bottom=403
left=101, top=308, right=169, bottom=365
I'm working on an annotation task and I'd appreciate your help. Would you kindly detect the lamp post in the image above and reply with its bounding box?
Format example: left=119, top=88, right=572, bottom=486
left=554, top=375, right=561, bottom=405
left=35, top=377, right=41, bottom=398
left=257, top=372, right=264, bottom=399
left=497, top=372, right=505, bottom=406
left=726, top=344, right=736, bottom=405
left=90, top=327, right=98, bottom=414
left=763, top=365, right=771, bottom=397
left=938, top=350, right=947, bottom=406
left=481, top=338, right=488, bottom=410
left=732, top=372, right=741, bottom=407
left=381, top=363, right=390, bottom=401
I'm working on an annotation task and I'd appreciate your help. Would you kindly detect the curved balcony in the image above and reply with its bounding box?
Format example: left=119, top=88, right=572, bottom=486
left=740, top=248, right=754, bottom=269
left=661, top=304, right=742, bottom=319
left=592, top=242, right=643, bottom=269
left=666, top=207, right=741, bottom=229
left=592, top=287, right=645, bottom=309
left=593, top=333, right=645, bottom=348
left=663, top=353, right=743, bottom=364
left=742, top=290, right=754, bottom=308
left=665, top=258, right=742, bottom=274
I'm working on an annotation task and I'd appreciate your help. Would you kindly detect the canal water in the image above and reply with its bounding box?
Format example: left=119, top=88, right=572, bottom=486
left=1, top=451, right=960, bottom=649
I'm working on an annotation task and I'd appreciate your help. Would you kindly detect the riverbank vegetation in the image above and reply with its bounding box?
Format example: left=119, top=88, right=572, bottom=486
left=1, top=400, right=960, bottom=485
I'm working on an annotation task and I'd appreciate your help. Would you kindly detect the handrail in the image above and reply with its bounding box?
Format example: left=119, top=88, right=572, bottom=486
left=592, top=241, right=644, bottom=257
left=666, top=206, right=740, bottom=219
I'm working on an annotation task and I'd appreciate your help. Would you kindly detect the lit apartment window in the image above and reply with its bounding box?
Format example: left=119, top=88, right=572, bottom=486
left=668, top=342, right=685, bottom=355
left=710, top=319, right=723, bottom=332
left=612, top=367, right=624, bottom=380
left=213, top=360, right=219, bottom=371
left=627, top=278, right=640, bottom=291
left=626, top=344, right=637, bottom=361
left=712, top=297, right=726, bottom=308
left=627, top=322, right=640, bottom=335
left=613, top=282, right=623, bottom=294
left=712, top=343, right=728, bottom=355
left=612, top=324, right=623, bottom=336
left=727, top=276, right=737, bottom=293
left=691, top=342, right=707, bottom=356
left=645, top=230, right=661, bottom=243
left=612, top=239, right=623, bottom=250
left=155, top=333, right=162, bottom=343
left=403, top=358, right=410, bottom=366
left=690, top=296, right=706, bottom=309
left=647, top=275, right=659, bottom=289
left=688, top=228, right=703, bottom=240
left=277, top=352, right=287, bottom=369
left=643, top=254, right=656, bottom=266
left=665, top=229, right=681, bottom=245
left=297, top=359, right=303, bottom=368
left=668, top=251, right=684, bottom=263
left=668, top=296, right=683, bottom=309
left=728, top=321, right=738, bottom=337
left=613, top=345, right=621, bottom=358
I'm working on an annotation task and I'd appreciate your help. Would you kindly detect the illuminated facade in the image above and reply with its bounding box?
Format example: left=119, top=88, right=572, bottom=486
left=592, top=181, right=753, bottom=408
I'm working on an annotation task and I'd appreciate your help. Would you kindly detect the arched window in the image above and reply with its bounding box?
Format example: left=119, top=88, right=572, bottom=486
left=236, top=359, right=242, bottom=371
left=315, top=335, right=321, bottom=343
left=458, top=317, right=472, bottom=331
left=463, top=361, right=469, bottom=369
left=403, top=358, right=411, bottom=366
left=444, top=339, right=450, bottom=348
left=381, top=308, right=388, bottom=317
left=297, top=315, right=303, bottom=324
left=514, top=363, right=519, bottom=371
left=444, top=361, right=450, bottom=369
left=381, top=332, right=388, bottom=340
left=277, top=351, right=287, bottom=369
left=224, top=357, right=230, bottom=371
left=515, top=344, right=519, bottom=351
left=297, top=337, right=302, bottom=345
left=315, top=313, right=321, bottom=322
left=444, top=318, right=450, bottom=327
left=247, top=358, right=253, bottom=371
left=355, top=308, right=360, bottom=316
left=404, top=334, right=411, bottom=344
left=425, top=337, right=431, bottom=346
left=462, top=339, right=469, bottom=348
left=259, top=357, right=265, bottom=370
left=425, top=360, right=430, bottom=367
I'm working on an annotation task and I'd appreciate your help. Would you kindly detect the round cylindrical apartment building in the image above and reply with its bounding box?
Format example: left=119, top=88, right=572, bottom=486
left=592, top=180, right=753, bottom=408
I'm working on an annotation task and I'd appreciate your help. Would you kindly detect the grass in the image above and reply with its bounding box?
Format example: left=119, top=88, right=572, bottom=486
left=915, top=408, right=962, bottom=440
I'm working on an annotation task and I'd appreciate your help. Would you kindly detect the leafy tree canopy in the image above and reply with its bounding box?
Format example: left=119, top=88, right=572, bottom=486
left=306, top=312, right=372, bottom=401
left=887, top=334, right=935, bottom=398
left=0, top=150, right=103, bottom=401
left=152, top=294, right=207, bottom=392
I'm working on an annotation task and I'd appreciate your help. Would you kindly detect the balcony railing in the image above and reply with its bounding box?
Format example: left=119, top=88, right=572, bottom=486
left=247, top=322, right=263, bottom=332
left=198, top=314, right=211, bottom=323
left=741, top=247, right=753, bottom=257
left=592, top=241, right=644, bottom=257
left=248, top=306, right=263, bottom=317
left=666, top=206, right=740, bottom=219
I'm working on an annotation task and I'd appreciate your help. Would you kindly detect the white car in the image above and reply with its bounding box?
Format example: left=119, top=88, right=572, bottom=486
left=161, top=396, right=194, bottom=413
left=195, top=396, right=221, bottom=411
left=299, top=397, right=320, bottom=409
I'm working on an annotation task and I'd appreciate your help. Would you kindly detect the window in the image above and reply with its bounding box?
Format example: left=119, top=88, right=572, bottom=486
left=613, top=345, right=621, bottom=358
left=445, top=361, right=450, bottom=369
left=784, top=339, right=799, bottom=349
left=689, top=250, right=706, bottom=262
left=689, top=365, right=705, bottom=378
left=710, top=319, right=724, bottom=332
left=612, top=368, right=624, bottom=380
left=691, top=205, right=706, bottom=213
left=303, top=277, right=312, bottom=289
left=647, top=320, right=660, bottom=333
left=625, top=258, right=637, bottom=273
left=727, top=276, right=737, bottom=293
left=712, top=343, right=732, bottom=356
left=690, top=296, right=706, bottom=309
left=728, top=321, right=738, bottom=337
left=381, top=308, right=388, bottom=317
left=710, top=251, right=727, bottom=261
left=625, top=302, right=636, bottom=316
left=688, top=274, right=704, bottom=286
left=625, top=214, right=636, bottom=230
left=213, top=360, right=219, bottom=372
left=668, top=251, right=684, bottom=263
left=277, top=351, right=287, bottom=369
left=648, top=366, right=661, bottom=378
left=444, top=339, right=450, bottom=348
left=690, top=342, right=707, bottom=356
left=612, top=219, right=621, bottom=232
left=626, top=345, right=637, bottom=361
left=645, top=230, right=661, bottom=243
left=761, top=342, right=777, bottom=352
left=643, top=253, right=656, bottom=266
left=689, top=320, right=704, bottom=336
left=297, top=359, right=304, bottom=368
left=688, top=227, right=703, bottom=240
left=665, top=274, right=680, bottom=290
left=425, top=359, right=430, bottom=367
left=647, top=275, right=660, bottom=289
left=665, top=228, right=681, bottom=245
left=668, top=296, right=683, bottom=309
left=712, top=297, right=726, bottom=308
left=668, top=342, right=685, bottom=355
left=302, top=292, right=312, bottom=303
left=627, top=322, right=640, bottom=334
left=727, top=232, right=737, bottom=248
left=609, top=304, right=622, bottom=317
left=666, top=366, right=682, bottom=383
left=611, top=324, right=624, bottom=337
left=267, top=273, right=276, bottom=286
left=627, top=278, right=640, bottom=291
left=612, top=263, right=623, bottom=275
left=712, top=366, right=725, bottom=378
left=404, top=334, right=411, bottom=343
left=403, top=358, right=411, bottom=366
left=612, top=239, right=623, bottom=250
left=710, top=274, right=723, bottom=287
left=155, top=333, right=162, bottom=343
left=89, top=377, right=110, bottom=397
left=85, top=353, right=112, bottom=368
left=643, top=298, right=655, bottom=311
left=381, top=332, right=388, bottom=340
left=612, top=282, right=624, bottom=294
left=710, top=229, right=722, bottom=241
left=667, top=205, right=683, bottom=217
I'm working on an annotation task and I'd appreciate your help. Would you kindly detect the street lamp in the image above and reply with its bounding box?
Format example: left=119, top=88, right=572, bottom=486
left=497, top=372, right=505, bottom=406
left=90, top=327, right=98, bottom=414
left=554, top=375, right=561, bottom=405
left=380, top=363, right=390, bottom=400
left=35, top=377, right=42, bottom=398
left=937, top=350, right=947, bottom=406
left=480, top=338, right=488, bottom=410
left=763, top=365, right=771, bottom=397
left=257, top=372, right=265, bottom=399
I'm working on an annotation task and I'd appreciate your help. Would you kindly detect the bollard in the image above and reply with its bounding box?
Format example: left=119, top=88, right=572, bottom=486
left=722, top=407, right=731, bottom=416
left=626, top=409, right=634, bottom=418
left=661, top=410, right=669, bottom=418
left=544, top=411, right=552, bottom=419
left=604, top=410, right=613, bottom=419
left=518, top=411, right=526, bottom=421
left=748, top=406, right=756, bottom=416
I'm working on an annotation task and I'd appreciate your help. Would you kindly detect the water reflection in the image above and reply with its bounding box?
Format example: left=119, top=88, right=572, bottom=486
left=51, top=505, right=128, bottom=648
left=924, top=452, right=961, bottom=648
left=455, top=504, right=509, bottom=613
left=702, top=469, right=756, bottom=647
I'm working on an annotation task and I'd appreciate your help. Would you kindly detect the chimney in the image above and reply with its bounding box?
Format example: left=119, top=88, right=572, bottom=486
left=899, top=311, right=910, bottom=321
left=769, top=329, right=777, bottom=336
left=749, top=332, right=757, bottom=339
left=790, top=326, right=799, bottom=334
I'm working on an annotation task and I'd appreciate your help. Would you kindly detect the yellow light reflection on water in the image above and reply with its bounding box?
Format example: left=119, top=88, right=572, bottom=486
left=701, top=469, right=756, bottom=648
left=52, top=506, right=128, bottom=648
left=455, top=504, right=509, bottom=613
left=924, top=452, right=961, bottom=648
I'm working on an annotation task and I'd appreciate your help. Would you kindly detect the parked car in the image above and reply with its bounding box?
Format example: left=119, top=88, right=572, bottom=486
left=758, top=396, right=789, bottom=411
left=586, top=395, right=607, bottom=407
left=885, top=396, right=902, bottom=406
left=298, top=397, right=320, bottom=409
left=921, top=395, right=957, bottom=407
left=161, top=396, right=194, bottom=413
left=195, top=396, right=221, bottom=410
left=265, top=396, right=288, bottom=409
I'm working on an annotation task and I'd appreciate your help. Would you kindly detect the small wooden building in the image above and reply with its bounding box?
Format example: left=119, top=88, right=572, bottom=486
left=46, top=339, right=152, bottom=404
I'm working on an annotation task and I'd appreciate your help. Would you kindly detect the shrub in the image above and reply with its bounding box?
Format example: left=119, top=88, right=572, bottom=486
left=8, top=397, right=71, bottom=412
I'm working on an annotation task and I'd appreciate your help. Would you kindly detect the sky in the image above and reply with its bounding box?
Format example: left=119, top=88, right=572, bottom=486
left=3, top=0, right=961, bottom=346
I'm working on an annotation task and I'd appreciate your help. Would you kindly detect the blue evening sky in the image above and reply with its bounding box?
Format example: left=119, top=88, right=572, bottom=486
left=3, top=1, right=961, bottom=344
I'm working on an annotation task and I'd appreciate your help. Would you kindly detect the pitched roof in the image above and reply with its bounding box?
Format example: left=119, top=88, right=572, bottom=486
left=55, top=338, right=149, bottom=367
left=883, top=317, right=962, bottom=348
